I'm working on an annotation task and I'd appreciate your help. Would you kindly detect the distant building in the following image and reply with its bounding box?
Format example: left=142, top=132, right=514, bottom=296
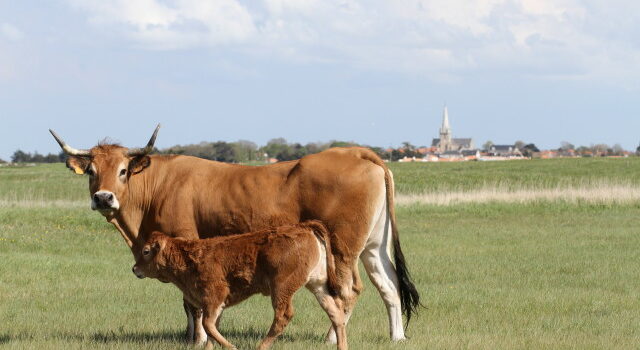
left=488, top=145, right=523, bottom=157
left=431, top=106, right=475, bottom=153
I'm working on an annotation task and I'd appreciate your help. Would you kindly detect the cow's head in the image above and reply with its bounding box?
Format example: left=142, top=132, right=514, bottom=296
left=132, top=231, right=170, bottom=281
left=50, top=125, right=160, bottom=214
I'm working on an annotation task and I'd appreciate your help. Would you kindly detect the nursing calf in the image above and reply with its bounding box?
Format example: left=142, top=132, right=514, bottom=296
left=132, top=221, right=347, bottom=350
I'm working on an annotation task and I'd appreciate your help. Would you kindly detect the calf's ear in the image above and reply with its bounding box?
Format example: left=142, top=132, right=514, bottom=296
left=66, top=156, right=91, bottom=175
left=151, top=241, right=164, bottom=255
left=128, top=156, right=151, bottom=175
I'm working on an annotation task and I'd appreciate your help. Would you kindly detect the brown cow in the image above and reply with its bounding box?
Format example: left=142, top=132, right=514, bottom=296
left=50, top=125, right=419, bottom=344
left=132, top=221, right=347, bottom=350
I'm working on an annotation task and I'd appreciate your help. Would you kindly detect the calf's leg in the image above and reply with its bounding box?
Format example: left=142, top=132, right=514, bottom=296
left=202, top=303, right=235, bottom=349
left=258, top=294, right=295, bottom=350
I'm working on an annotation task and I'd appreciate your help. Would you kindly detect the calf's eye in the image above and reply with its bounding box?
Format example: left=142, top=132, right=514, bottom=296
left=143, top=248, right=150, bottom=256
left=120, top=169, right=127, bottom=176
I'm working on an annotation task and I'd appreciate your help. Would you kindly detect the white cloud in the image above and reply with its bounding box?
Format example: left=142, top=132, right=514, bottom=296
left=66, top=0, right=640, bottom=84
left=1, top=23, right=23, bottom=41
left=68, top=0, right=255, bottom=49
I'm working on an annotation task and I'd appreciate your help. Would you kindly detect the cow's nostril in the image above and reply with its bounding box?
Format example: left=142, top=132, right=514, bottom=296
left=107, top=193, right=113, bottom=201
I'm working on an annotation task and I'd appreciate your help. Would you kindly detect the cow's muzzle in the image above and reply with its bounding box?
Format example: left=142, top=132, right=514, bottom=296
left=92, top=190, right=120, bottom=211
left=132, top=265, right=145, bottom=279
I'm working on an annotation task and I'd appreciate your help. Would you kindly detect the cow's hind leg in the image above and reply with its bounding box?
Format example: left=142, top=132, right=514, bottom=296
left=360, top=202, right=405, bottom=341
left=309, top=284, right=348, bottom=350
left=324, top=262, right=358, bottom=344
left=184, top=299, right=208, bottom=346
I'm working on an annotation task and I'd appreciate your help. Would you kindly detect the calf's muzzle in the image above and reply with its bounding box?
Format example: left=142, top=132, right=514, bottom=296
left=132, top=265, right=145, bottom=279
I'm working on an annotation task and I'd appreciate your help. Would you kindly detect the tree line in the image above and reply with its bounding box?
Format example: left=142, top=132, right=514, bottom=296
left=6, top=150, right=66, bottom=164
left=4, top=139, right=639, bottom=164
left=159, top=138, right=389, bottom=162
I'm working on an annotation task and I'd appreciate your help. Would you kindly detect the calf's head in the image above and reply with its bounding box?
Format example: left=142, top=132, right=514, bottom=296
left=132, top=231, right=170, bottom=281
left=49, top=125, right=160, bottom=214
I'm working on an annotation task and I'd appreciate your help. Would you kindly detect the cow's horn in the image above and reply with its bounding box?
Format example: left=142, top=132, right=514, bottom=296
left=127, top=124, right=161, bottom=156
left=49, top=129, right=91, bottom=156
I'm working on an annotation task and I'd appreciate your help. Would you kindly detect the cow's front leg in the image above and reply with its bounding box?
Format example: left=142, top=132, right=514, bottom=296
left=184, top=299, right=208, bottom=346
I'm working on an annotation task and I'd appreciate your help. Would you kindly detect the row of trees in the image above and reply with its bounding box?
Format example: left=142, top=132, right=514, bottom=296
left=6, top=140, right=639, bottom=164
left=556, top=141, right=628, bottom=157
left=9, top=150, right=66, bottom=163
left=160, top=138, right=377, bottom=163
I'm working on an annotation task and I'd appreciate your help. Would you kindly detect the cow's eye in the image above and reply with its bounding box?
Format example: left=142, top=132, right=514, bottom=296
left=120, top=169, right=127, bottom=177
left=142, top=247, right=150, bottom=256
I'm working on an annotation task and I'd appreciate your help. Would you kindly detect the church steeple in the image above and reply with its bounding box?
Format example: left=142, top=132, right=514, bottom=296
left=438, top=105, right=452, bottom=152
left=432, top=104, right=475, bottom=154
left=440, top=105, right=451, bottom=137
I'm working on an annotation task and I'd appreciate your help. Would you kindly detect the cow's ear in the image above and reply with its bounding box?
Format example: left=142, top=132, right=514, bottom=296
left=128, top=156, right=150, bottom=175
left=66, top=156, right=91, bottom=175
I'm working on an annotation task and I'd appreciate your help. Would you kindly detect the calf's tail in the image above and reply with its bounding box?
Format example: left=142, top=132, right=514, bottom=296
left=305, top=220, right=340, bottom=297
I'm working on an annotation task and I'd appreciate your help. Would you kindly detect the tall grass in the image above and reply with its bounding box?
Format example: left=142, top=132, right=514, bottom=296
left=397, top=180, right=640, bottom=206
left=388, top=157, right=640, bottom=194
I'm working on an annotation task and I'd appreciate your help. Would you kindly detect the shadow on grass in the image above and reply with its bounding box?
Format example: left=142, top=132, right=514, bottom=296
left=0, top=327, right=323, bottom=345
left=89, top=329, right=184, bottom=343
left=222, top=325, right=323, bottom=343
left=0, top=333, right=35, bottom=344
left=0, top=330, right=184, bottom=345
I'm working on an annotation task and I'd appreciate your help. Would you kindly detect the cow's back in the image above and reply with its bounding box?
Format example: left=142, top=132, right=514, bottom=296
left=142, top=148, right=385, bottom=245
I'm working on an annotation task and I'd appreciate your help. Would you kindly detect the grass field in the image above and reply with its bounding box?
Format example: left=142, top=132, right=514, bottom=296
left=2, top=159, right=640, bottom=349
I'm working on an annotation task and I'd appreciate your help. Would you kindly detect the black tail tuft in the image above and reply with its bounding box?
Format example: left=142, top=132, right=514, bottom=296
left=393, top=236, right=421, bottom=327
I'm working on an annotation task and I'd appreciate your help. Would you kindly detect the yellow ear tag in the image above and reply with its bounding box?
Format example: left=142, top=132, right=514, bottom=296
left=74, top=167, right=85, bottom=175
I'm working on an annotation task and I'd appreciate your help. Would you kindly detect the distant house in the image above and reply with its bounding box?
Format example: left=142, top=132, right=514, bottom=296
left=439, top=150, right=464, bottom=159
left=488, top=145, right=523, bottom=157
left=461, top=149, right=481, bottom=160
left=424, top=149, right=480, bottom=162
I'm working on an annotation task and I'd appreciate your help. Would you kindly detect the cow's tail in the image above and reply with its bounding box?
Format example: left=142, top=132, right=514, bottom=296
left=359, top=149, right=421, bottom=325
left=306, top=220, right=340, bottom=297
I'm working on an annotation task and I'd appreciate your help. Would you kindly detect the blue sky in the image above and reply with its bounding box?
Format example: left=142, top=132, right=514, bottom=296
left=1, top=0, right=639, bottom=160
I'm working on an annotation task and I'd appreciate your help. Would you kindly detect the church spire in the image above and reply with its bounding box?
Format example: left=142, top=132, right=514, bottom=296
left=440, top=105, right=451, bottom=136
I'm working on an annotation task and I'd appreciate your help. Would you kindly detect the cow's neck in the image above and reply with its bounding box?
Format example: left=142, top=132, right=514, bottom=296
left=105, top=164, right=161, bottom=251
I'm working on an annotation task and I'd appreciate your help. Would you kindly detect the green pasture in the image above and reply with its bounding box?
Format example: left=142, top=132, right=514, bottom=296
left=1, top=159, right=640, bottom=349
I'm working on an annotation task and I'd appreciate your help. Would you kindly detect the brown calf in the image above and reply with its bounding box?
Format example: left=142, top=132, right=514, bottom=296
left=132, top=221, right=347, bottom=350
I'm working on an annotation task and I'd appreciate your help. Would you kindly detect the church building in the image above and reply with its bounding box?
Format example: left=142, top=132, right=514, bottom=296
left=431, top=106, right=475, bottom=153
